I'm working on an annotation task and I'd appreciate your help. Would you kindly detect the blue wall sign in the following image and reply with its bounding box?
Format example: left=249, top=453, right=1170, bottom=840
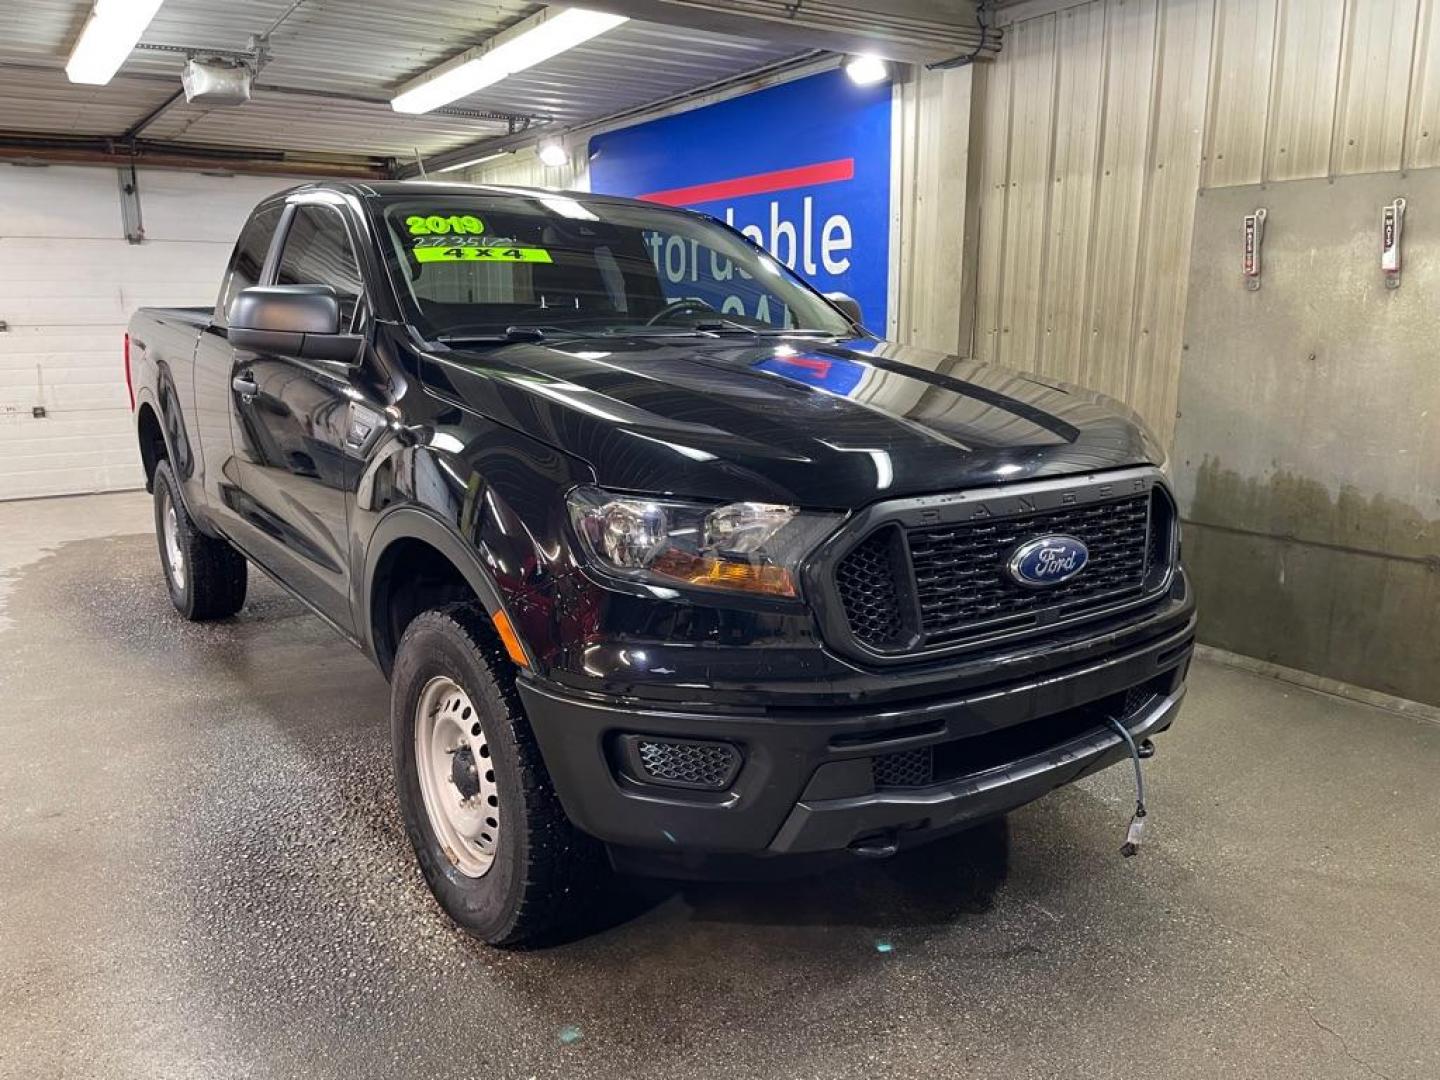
left=588, top=68, right=893, bottom=331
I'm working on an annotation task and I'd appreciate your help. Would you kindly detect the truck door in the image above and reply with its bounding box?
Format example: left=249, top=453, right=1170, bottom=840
left=227, top=201, right=371, bottom=634
left=192, top=202, right=283, bottom=527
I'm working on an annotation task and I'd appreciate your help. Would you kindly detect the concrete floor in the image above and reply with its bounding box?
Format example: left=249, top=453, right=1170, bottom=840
left=2, top=492, right=1437, bottom=1080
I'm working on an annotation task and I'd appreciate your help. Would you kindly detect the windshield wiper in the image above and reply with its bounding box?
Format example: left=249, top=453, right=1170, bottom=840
left=435, top=326, right=568, bottom=346
left=594, top=326, right=710, bottom=338
left=435, top=323, right=844, bottom=346
left=663, top=322, right=841, bottom=339
left=691, top=319, right=760, bottom=335
left=587, top=321, right=758, bottom=338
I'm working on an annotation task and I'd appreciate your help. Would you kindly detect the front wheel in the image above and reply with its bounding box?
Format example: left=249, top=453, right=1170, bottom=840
left=390, top=604, right=607, bottom=947
left=152, top=460, right=247, bottom=621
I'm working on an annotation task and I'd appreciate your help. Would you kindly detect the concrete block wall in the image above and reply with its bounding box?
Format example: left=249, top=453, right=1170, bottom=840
left=1174, top=172, right=1440, bottom=706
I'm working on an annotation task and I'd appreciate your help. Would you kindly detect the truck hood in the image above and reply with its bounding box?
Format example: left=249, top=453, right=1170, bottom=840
left=416, top=333, right=1163, bottom=508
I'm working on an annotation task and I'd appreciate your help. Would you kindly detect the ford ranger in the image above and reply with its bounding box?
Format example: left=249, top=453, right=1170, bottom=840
left=127, top=181, right=1194, bottom=946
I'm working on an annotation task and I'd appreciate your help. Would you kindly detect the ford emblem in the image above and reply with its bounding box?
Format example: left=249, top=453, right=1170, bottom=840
left=1007, top=535, right=1089, bottom=588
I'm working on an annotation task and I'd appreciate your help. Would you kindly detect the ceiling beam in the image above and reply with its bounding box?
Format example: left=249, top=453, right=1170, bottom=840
left=0, top=133, right=390, bottom=178
left=572, top=1, right=998, bottom=64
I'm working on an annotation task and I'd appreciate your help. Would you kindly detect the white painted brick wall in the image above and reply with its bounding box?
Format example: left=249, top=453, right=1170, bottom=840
left=0, top=165, right=294, bottom=500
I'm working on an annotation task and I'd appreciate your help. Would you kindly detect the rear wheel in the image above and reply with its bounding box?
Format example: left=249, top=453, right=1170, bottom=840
left=152, top=460, right=247, bottom=621
left=391, top=604, right=607, bottom=947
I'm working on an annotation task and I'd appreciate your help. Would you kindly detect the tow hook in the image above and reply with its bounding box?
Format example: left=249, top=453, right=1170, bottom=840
left=849, top=832, right=899, bottom=859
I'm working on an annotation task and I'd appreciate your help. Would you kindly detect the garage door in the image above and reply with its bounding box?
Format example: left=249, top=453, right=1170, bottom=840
left=0, top=166, right=292, bottom=501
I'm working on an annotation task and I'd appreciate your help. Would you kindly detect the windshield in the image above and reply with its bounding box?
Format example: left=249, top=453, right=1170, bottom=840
left=373, top=193, right=855, bottom=340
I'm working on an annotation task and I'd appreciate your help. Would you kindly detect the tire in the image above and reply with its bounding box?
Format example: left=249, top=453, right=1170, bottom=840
left=152, top=459, right=247, bottom=621
left=391, top=604, right=608, bottom=947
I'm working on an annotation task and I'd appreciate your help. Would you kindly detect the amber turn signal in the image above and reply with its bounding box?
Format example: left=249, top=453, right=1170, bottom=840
left=491, top=610, right=529, bottom=668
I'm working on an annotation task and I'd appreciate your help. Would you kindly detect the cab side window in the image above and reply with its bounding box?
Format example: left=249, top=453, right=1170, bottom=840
left=218, top=204, right=282, bottom=322
left=274, top=205, right=365, bottom=330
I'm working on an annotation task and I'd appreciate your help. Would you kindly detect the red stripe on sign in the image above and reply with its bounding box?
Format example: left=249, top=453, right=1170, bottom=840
left=776, top=355, right=832, bottom=377
left=638, top=158, right=856, bottom=207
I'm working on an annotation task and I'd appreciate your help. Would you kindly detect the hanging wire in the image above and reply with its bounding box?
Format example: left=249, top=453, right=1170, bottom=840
left=927, top=0, right=993, bottom=70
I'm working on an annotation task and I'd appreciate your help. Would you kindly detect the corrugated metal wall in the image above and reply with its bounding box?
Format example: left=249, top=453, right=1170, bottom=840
left=975, top=0, right=1440, bottom=446
left=892, top=65, right=981, bottom=353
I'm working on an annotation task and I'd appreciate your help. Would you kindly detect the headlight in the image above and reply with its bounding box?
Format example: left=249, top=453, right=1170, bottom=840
left=567, top=486, right=841, bottom=598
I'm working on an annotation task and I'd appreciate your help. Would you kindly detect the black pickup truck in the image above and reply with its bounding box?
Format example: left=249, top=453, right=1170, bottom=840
left=128, top=181, right=1194, bottom=946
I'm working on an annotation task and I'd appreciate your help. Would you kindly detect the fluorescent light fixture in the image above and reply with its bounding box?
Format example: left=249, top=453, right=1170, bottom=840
left=433, top=150, right=509, bottom=175
left=844, top=54, right=889, bottom=86
left=392, top=7, right=629, bottom=115
left=537, top=140, right=570, bottom=168
left=66, top=0, right=167, bottom=85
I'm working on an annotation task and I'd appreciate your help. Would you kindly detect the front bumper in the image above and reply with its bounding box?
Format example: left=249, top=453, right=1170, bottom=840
left=519, top=598, right=1195, bottom=873
left=518, top=596, right=1192, bottom=875
left=770, top=685, right=1183, bottom=855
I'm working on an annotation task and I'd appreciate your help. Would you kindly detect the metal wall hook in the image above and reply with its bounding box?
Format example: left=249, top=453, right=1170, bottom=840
left=1382, top=197, right=1405, bottom=289
left=1242, top=208, right=1266, bottom=291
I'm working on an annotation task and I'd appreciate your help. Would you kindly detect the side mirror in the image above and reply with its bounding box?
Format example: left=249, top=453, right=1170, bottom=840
left=228, top=285, right=364, bottom=363
left=824, top=291, right=864, bottom=328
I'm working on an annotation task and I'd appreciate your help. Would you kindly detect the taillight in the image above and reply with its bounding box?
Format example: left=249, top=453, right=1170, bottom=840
left=123, top=332, right=135, bottom=411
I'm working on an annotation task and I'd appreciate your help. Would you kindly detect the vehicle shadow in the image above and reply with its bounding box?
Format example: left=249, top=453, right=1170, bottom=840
left=684, top=818, right=1012, bottom=928
left=569, top=818, right=1012, bottom=942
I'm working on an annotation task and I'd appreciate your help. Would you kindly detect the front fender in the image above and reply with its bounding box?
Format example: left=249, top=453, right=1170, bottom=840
left=360, top=504, right=524, bottom=657
left=352, top=417, right=596, bottom=677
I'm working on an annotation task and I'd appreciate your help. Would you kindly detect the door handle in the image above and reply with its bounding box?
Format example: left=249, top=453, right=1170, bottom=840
left=232, top=374, right=258, bottom=400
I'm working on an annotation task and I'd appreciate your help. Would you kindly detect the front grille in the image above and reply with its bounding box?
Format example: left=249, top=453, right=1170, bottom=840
left=910, top=495, right=1150, bottom=642
left=832, top=528, right=909, bottom=650
left=633, top=738, right=739, bottom=790
left=835, top=488, right=1171, bottom=657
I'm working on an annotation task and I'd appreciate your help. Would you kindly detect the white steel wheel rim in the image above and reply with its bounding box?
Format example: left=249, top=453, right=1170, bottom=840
left=161, top=491, right=186, bottom=591
left=414, top=675, right=500, bottom=878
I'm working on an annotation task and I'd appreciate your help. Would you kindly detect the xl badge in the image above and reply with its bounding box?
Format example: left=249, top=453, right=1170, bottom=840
left=1007, top=535, right=1089, bottom=588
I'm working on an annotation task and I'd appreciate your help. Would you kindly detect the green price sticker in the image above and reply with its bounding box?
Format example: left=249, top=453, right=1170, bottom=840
left=406, top=214, right=485, bottom=236
left=415, top=245, right=553, bottom=264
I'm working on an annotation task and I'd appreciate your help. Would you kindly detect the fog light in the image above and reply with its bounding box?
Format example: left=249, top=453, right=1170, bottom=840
left=617, top=735, right=741, bottom=790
